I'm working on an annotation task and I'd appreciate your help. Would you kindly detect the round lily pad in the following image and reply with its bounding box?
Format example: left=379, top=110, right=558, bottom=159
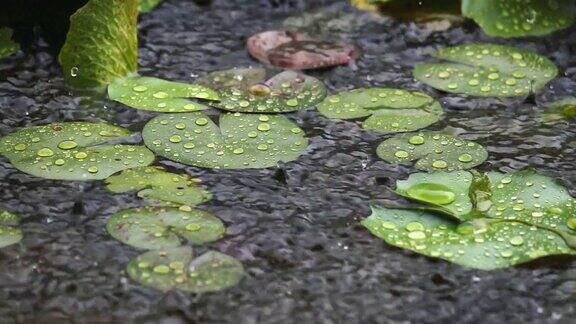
left=414, top=44, right=558, bottom=97
left=142, top=112, right=308, bottom=169
left=0, top=122, right=155, bottom=180
left=376, top=132, right=488, bottom=171
left=318, top=88, right=444, bottom=133
left=107, top=207, right=225, bottom=250
left=106, top=166, right=212, bottom=206
left=0, top=211, right=22, bottom=248
left=196, top=68, right=326, bottom=113
left=127, top=246, right=244, bottom=293
left=108, top=76, right=219, bottom=113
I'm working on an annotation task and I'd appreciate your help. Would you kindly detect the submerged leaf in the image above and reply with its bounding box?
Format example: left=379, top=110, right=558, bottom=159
left=108, top=76, right=219, bottom=113
left=59, top=0, right=139, bottom=88
left=0, top=122, right=155, bottom=180
left=0, top=210, right=22, bottom=248
left=107, top=207, right=225, bottom=250
left=0, top=28, right=19, bottom=59
left=197, top=68, right=326, bottom=113
left=142, top=112, right=308, bottom=169
left=414, top=44, right=558, bottom=97
left=127, top=246, right=244, bottom=292
left=540, top=97, right=576, bottom=124
left=318, top=88, right=443, bottom=133
left=376, top=132, right=488, bottom=171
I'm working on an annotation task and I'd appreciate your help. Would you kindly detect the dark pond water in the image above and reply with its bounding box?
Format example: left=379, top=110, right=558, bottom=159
left=2, top=0, right=576, bottom=322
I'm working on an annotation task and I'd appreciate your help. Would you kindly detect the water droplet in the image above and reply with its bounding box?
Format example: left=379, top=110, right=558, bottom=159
left=233, top=148, right=244, bottom=154
left=406, top=222, right=425, bottom=232
left=133, top=85, right=148, bottom=92
left=432, top=160, right=448, bottom=169
left=408, top=136, right=425, bottom=145
left=175, top=123, right=186, bottom=130
left=37, top=148, right=54, bottom=157
left=394, top=150, right=409, bottom=158
left=153, top=265, right=170, bottom=274
left=153, top=91, right=168, bottom=99
left=509, top=236, right=524, bottom=246
left=87, top=166, right=99, bottom=173
left=195, top=118, right=209, bottom=126
left=14, top=143, right=26, bottom=151
left=458, top=153, right=473, bottom=163
left=286, top=99, right=298, bottom=107
left=70, top=67, right=79, bottom=77
left=408, top=231, right=426, bottom=240
left=169, top=135, right=182, bottom=143
left=406, top=183, right=456, bottom=205
left=75, top=152, right=88, bottom=159
left=186, top=223, right=201, bottom=231
left=257, top=123, right=271, bottom=132
left=58, top=140, right=78, bottom=150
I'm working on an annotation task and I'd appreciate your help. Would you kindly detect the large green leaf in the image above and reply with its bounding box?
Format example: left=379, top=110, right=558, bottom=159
left=59, top=0, right=139, bottom=88
left=0, top=122, right=155, bottom=180
left=108, top=76, right=220, bottom=113
left=414, top=44, right=558, bottom=97
left=0, top=211, right=22, bottom=248
left=107, top=207, right=225, bottom=250
left=105, top=166, right=212, bottom=206
left=127, top=246, right=244, bottom=292
left=462, top=0, right=576, bottom=38
left=318, top=88, right=444, bottom=133
left=142, top=112, right=308, bottom=169
left=0, top=28, right=19, bottom=59
left=376, top=132, right=488, bottom=171
left=197, top=68, right=326, bottom=113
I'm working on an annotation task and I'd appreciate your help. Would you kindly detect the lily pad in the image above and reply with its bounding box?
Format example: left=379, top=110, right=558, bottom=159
left=414, top=44, right=558, bottom=97
left=108, top=76, right=220, bottom=113
left=139, top=0, right=164, bottom=13
left=540, top=97, right=576, bottom=124
left=107, top=207, right=225, bottom=250
left=376, top=132, right=488, bottom=171
left=106, top=166, right=212, bottom=206
left=197, top=68, right=326, bottom=113
left=318, top=88, right=444, bottom=133
left=59, top=0, right=139, bottom=88
left=462, top=0, right=576, bottom=38
left=127, top=246, right=244, bottom=293
left=0, top=122, right=155, bottom=180
left=0, top=210, right=22, bottom=248
left=0, top=28, right=19, bottom=59
left=142, top=112, right=308, bottom=169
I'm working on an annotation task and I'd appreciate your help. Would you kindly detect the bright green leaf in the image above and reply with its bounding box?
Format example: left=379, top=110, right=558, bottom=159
left=142, top=112, right=308, bottom=169
left=0, top=210, right=23, bottom=248
left=414, top=44, right=558, bottom=97
left=59, top=0, right=139, bottom=88
left=540, top=97, right=576, bottom=124
left=0, top=122, right=155, bottom=181
left=0, top=28, right=19, bottom=59
left=139, top=0, right=164, bottom=13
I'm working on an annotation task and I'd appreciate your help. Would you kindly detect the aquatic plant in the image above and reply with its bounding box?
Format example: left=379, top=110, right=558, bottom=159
left=540, top=97, right=576, bottom=124
left=0, top=28, right=19, bottom=59
left=0, top=211, right=23, bottom=248
left=139, top=0, right=164, bottom=13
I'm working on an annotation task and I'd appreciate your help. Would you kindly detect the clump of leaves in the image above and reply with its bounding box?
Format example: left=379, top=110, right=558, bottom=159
left=196, top=68, right=326, bottom=113
left=106, top=166, right=212, bottom=206
left=127, top=246, right=244, bottom=293
left=318, top=88, right=444, bottom=133
left=59, top=0, right=139, bottom=88
left=142, top=112, right=308, bottom=169
left=247, top=30, right=360, bottom=70
left=0, top=28, right=19, bottom=59
left=362, top=170, right=576, bottom=270
left=540, top=97, right=576, bottom=124
left=0, top=122, right=155, bottom=180
left=414, top=44, right=558, bottom=97
left=139, top=0, right=164, bottom=13
left=377, top=132, right=488, bottom=171
left=0, top=210, right=23, bottom=248
left=108, top=76, right=220, bottom=113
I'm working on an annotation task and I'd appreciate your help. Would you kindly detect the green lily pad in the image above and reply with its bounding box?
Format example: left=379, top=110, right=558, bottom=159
left=59, top=0, right=139, bottom=88
left=414, top=44, right=558, bottom=97
left=540, top=97, right=576, bottom=124
left=318, top=88, right=444, bottom=133
left=0, top=28, right=19, bottom=59
left=105, top=166, right=212, bottom=206
left=0, top=122, right=155, bottom=180
left=142, top=112, right=308, bottom=169
left=376, top=132, right=488, bottom=171
left=462, top=0, right=576, bottom=38
left=108, top=76, right=220, bottom=113
left=0, top=211, right=22, bottom=248
left=139, top=0, right=164, bottom=13
left=107, top=207, right=225, bottom=250
left=127, top=246, right=244, bottom=293
left=196, top=68, right=326, bottom=113
left=362, top=206, right=576, bottom=270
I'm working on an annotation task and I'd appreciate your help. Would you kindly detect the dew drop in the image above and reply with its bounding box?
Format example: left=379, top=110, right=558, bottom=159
left=406, top=183, right=456, bottom=205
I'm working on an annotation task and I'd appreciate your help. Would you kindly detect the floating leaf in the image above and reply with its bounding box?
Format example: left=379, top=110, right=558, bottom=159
left=540, top=97, right=576, bottom=124
left=139, top=0, right=164, bottom=13
left=462, top=0, right=576, bottom=38
left=107, top=207, right=225, bottom=250
left=376, top=132, right=488, bottom=171
left=0, top=210, right=23, bottom=248
left=0, top=28, right=19, bottom=59
left=197, top=68, right=326, bottom=113
left=0, top=122, right=155, bottom=180
left=414, top=44, right=558, bottom=97
left=127, top=246, right=244, bottom=292
left=318, top=88, right=443, bottom=133
left=106, top=166, right=212, bottom=206
left=142, top=112, right=308, bottom=169
left=59, top=0, right=139, bottom=88
left=108, top=76, right=219, bottom=113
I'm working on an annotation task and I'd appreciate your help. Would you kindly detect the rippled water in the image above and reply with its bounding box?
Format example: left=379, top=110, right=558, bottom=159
left=2, top=0, right=576, bottom=322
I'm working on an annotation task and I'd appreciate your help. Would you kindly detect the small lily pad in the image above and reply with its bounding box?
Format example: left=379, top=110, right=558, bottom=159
left=107, top=207, right=225, bottom=250
left=0, top=210, right=23, bottom=248
left=127, top=246, right=244, bottom=293
left=108, top=76, right=219, bottom=113
left=540, top=97, right=576, bottom=124
left=0, top=122, right=155, bottom=180
left=318, top=88, right=444, bottom=133
left=414, top=44, right=558, bottom=97
left=0, top=28, right=19, bottom=59
left=106, top=166, right=212, bottom=206
left=376, top=132, right=488, bottom=171
left=462, top=0, right=576, bottom=38
left=142, top=112, right=308, bottom=169
left=197, top=68, right=326, bottom=113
